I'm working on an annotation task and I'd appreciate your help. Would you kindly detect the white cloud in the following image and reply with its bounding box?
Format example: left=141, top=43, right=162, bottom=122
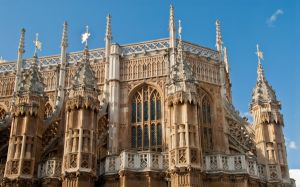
left=267, top=9, right=284, bottom=27
left=288, top=141, right=298, bottom=150
left=290, top=169, right=300, bottom=187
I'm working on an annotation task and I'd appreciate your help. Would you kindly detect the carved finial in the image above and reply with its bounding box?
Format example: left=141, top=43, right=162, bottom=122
left=105, top=14, right=112, bottom=61
left=33, top=33, right=42, bottom=57
left=178, top=19, right=182, bottom=40
left=255, top=44, right=265, bottom=82
left=256, top=44, right=264, bottom=64
left=81, top=25, right=90, bottom=48
left=18, top=28, right=26, bottom=54
left=61, top=21, right=68, bottom=48
left=105, top=14, right=112, bottom=40
left=223, top=47, right=229, bottom=73
left=169, top=4, right=176, bottom=49
left=216, top=19, right=223, bottom=53
left=177, top=19, right=183, bottom=63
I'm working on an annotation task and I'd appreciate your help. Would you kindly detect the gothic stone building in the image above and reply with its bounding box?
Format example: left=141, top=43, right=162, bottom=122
left=0, top=6, right=295, bottom=187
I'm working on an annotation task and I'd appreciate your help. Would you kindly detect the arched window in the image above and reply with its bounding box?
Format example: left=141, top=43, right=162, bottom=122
left=131, top=85, right=162, bottom=151
left=201, top=95, right=213, bottom=152
left=44, top=103, right=53, bottom=119
left=0, top=107, right=6, bottom=121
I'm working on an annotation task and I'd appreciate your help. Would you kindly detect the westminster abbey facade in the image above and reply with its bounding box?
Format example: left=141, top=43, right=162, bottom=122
left=0, top=5, right=295, bottom=187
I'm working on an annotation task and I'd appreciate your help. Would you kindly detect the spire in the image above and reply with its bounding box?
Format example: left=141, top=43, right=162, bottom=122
left=169, top=4, right=176, bottom=49
left=223, top=47, right=229, bottom=73
left=13, top=28, right=26, bottom=96
left=105, top=14, right=112, bottom=60
left=18, top=28, right=26, bottom=54
left=251, top=44, right=278, bottom=107
left=177, top=20, right=183, bottom=63
left=61, top=21, right=68, bottom=48
left=216, top=19, right=223, bottom=53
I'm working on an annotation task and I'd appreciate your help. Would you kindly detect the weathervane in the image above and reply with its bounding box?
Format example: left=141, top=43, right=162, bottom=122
left=81, top=25, right=90, bottom=47
left=33, top=33, right=42, bottom=56
left=256, top=44, right=263, bottom=63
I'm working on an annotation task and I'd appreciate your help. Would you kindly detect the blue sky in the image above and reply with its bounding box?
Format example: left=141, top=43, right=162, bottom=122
left=0, top=0, right=299, bottom=170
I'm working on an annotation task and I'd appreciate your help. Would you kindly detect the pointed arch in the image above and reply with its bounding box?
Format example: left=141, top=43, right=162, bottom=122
left=0, top=107, right=6, bottom=121
left=201, top=93, right=213, bottom=152
left=129, top=83, right=163, bottom=152
left=44, top=102, right=54, bottom=119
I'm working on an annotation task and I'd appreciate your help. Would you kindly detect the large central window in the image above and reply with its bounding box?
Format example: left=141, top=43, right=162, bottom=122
left=131, top=85, right=162, bottom=151
left=201, top=95, right=213, bottom=152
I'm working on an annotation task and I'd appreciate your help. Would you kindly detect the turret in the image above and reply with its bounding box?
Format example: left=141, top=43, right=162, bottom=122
left=169, top=5, right=176, bottom=69
left=4, top=33, right=47, bottom=187
left=62, top=26, right=99, bottom=187
left=250, top=44, right=290, bottom=185
left=167, top=19, right=202, bottom=187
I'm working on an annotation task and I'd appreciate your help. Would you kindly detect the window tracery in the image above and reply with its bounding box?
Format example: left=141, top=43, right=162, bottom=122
left=0, top=107, right=6, bottom=121
left=200, top=95, right=213, bottom=152
left=44, top=103, right=53, bottom=119
left=131, top=85, right=162, bottom=151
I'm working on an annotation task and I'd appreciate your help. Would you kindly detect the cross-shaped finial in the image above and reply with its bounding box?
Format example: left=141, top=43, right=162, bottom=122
left=256, top=44, right=263, bottom=63
left=33, top=33, right=42, bottom=56
left=81, top=25, right=90, bottom=47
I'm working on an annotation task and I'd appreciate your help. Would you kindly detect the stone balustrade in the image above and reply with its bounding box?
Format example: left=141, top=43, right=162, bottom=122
left=38, top=158, right=62, bottom=179
left=204, top=154, right=266, bottom=179
left=104, top=151, right=168, bottom=175
left=100, top=152, right=269, bottom=181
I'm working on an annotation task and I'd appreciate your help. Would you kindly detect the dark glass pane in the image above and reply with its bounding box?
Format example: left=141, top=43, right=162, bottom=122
left=208, top=128, right=213, bottom=149
left=150, top=99, right=155, bottom=120
left=144, top=125, right=149, bottom=148
left=137, top=103, right=142, bottom=122
left=131, top=103, right=136, bottom=123
left=157, top=123, right=162, bottom=145
left=131, top=127, right=136, bottom=148
left=137, top=126, right=142, bottom=147
left=203, top=128, right=207, bottom=149
left=207, top=106, right=211, bottom=124
left=151, top=124, right=156, bottom=146
left=144, top=101, right=148, bottom=120
left=156, top=100, right=161, bottom=119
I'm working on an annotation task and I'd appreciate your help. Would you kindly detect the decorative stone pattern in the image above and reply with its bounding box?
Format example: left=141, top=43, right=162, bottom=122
left=0, top=6, right=293, bottom=187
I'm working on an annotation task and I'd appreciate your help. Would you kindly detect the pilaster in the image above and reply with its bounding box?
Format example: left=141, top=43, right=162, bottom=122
left=108, top=44, right=120, bottom=155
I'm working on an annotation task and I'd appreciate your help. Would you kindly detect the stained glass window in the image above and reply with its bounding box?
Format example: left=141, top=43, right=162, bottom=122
left=137, top=103, right=142, bottom=122
left=144, top=125, right=149, bottom=148
left=150, top=99, right=155, bottom=120
left=156, top=100, right=161, bottom=119
left=131, top=127, right=136, bottom=147
left=151, top=124, right=156, bottom=146
left=202, top=96, right=211, bottom=125
left=201, top=95, right=213, bottom=152
left=157, top=123, right=162, bottom=145
left=131, top=103, right=136, bottom=123
left=131, top=85, right=162, bottom=152
left=144, top=101, right=148, bottom=120
left=137, top=126, right=142, bottom=148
